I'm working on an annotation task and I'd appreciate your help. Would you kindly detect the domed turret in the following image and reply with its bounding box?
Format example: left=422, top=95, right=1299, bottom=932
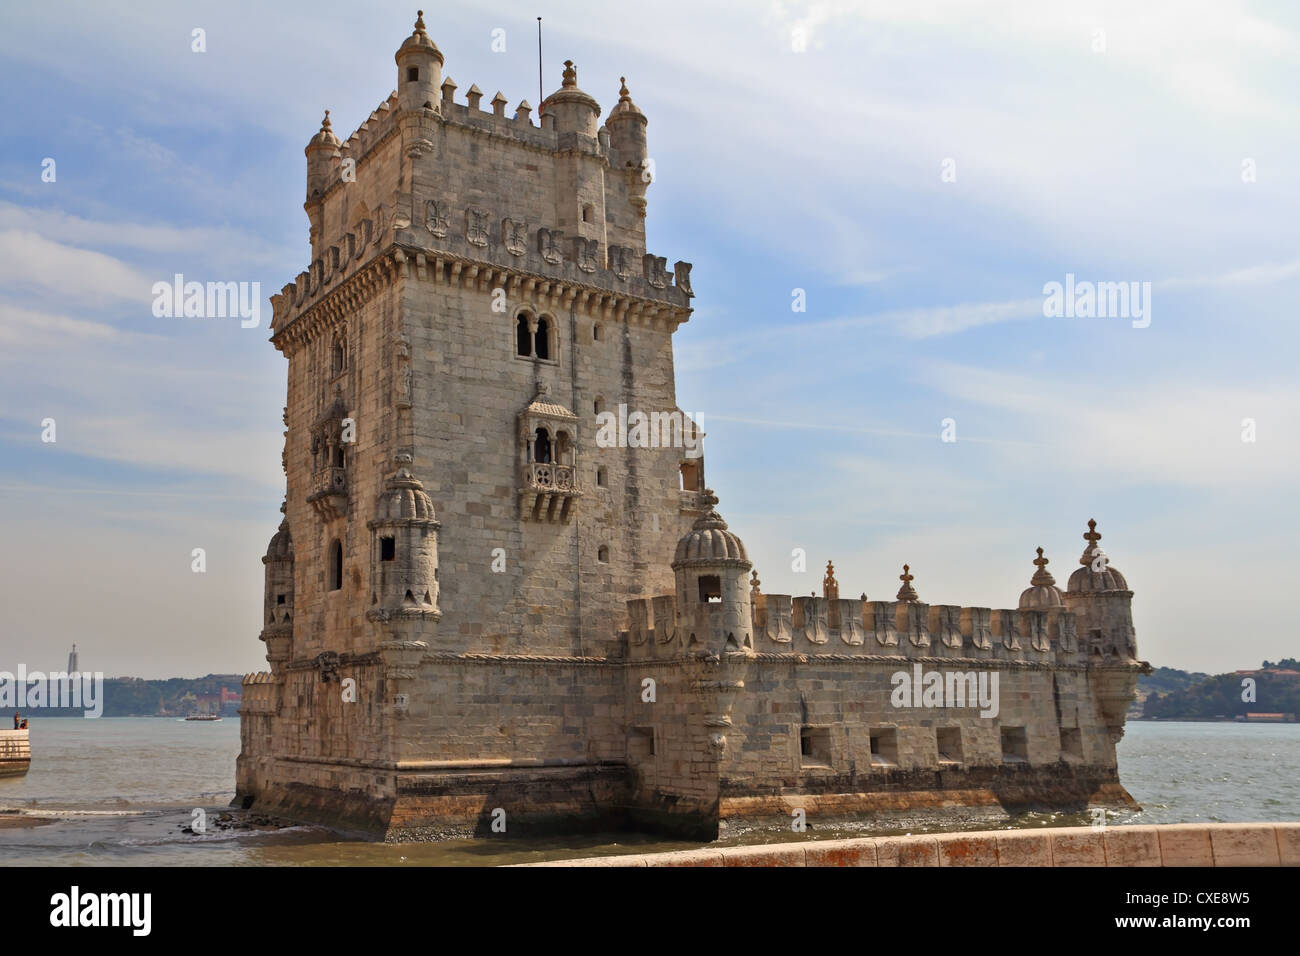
left=1067, top=518, right=1129, bottom=593
left=1020, top=547, right=1065, bottom=609
left=395, top=10, right=444, bottom=113
left=606, top=76, right=649, bottom=216
left=367, top=464, right=441, bottom=624
left=260, top=507, right=294, bottom=671
left=542, top=60, right=601, bottom=137
left=1063, top=518, right=1138, bottom=665
left=671, top=490, right=753, bottom=653
left=305, top=110, right=341, bottom=203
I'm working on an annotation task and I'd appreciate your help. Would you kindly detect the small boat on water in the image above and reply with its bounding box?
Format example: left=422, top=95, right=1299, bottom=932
left=184, top=714, right=222, bottom=722
left=0, top=729, right=30, bottom=776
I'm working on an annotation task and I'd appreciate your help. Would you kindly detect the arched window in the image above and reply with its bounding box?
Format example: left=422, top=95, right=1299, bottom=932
left=533, top=427, right=552, bottom=464
left=534, top=317, right=550, bottom=360
left=516, top=314, right=531, bottom=357
left=596, top=466, right=607, bottom=487
left=597, top=545, right=610, bottom=563
left=332, top=444, right=345, bottom=468
left=582, top=203, right=594, bottom=223
left=329, top=540, right=343, bottom=591
left=555, top=431, right=572, bottom=465
left=593, top=397, right=603, bottom=416
left=592, top=323, right=602, bottom=342
left=331, top=335, right=346, bottom=375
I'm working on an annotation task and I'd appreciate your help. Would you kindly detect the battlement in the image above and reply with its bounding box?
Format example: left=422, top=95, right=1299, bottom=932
left=624, top=591, right=1096, bottom=664
left=239, top=671, right=278, bottom=715
left=269, top=221, right=693, bottom=339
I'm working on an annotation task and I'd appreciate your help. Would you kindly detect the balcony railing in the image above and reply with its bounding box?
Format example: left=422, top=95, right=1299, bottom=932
left=524, top=461, right=575, bottom=492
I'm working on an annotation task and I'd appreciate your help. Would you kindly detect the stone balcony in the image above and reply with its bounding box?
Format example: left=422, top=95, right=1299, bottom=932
left=521, top=462, right=579, bottom=523
left=307, top=465, right=348, bottom=520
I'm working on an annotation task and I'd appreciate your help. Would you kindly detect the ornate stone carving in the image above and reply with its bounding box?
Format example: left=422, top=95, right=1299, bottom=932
left=538, top=227, right=564, bottom=265
left=573, top=237, right=598, bottom=272
left=609, top=245, right=632, bottom=281
left=674, top=260, right=693, bottom=296
left=503, top=218, right=527, bottom=256
left=425, top=199, right=449, bottom=238
left=643, top=253, right=668, bottom=288
left=465, top=206, right=490, bottom=247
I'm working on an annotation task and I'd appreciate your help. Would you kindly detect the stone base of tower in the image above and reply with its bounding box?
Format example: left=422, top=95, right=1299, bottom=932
left=716, top=765, right=1139, bottom=835
left=234, top=760, right=637, bottom=841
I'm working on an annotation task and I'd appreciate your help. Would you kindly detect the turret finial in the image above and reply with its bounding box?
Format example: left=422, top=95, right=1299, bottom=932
left=619, top=77, right=631, bottom=101
left=1030, top=547, right=1057, bottom=587
left=414, top=9, right=427, bottom=34
left=896, top=564, right=918, bottom=602
left=823, top=560, right=838, bottom=600
left=321, top=109, right=331, bottom=130
left=750, top=570, right=761, bottom=598
left=1080, top=518, right=1104, bottom=565
left=562, top=59, right=577, bottom=87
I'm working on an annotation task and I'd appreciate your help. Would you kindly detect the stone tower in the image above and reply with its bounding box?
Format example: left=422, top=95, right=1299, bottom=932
left=239, top=12, right=1145, bottom=841
left=237, top=11, right=701, bottom=836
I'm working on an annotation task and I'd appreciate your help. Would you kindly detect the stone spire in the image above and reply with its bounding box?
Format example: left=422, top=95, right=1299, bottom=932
left=823, top=560, right=838, bottom=600
left=896, top=564, right=918, bottom=602
left=750, top=570, right=761, bottom=599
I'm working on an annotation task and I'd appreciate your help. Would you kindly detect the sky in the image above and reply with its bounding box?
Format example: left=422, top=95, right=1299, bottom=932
left=0, top=0, right=1296, bottom=678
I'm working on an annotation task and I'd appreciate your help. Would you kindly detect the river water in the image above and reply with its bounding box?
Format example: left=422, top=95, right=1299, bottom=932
left=1, top=718, right=1296, bottom=866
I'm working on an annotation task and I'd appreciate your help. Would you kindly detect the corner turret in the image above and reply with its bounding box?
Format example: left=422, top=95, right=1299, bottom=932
left=260, top=506, right=294, bottom=673
left=366, top=463, right=441, bottom=634
left=542, top=60, right=600, bottom=137
left=606, top=77, right=649, bottom=220
left=671, top=489, right=753, bottom=653
left=394, top=10, right=444, bottom=114
left=304, top=110, right=340, bottom=252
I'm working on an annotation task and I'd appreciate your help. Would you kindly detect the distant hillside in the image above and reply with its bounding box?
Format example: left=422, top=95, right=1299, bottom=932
left=1, top=674, right=244, bottom=718
left=1140, top=659, right=1300, bottom=720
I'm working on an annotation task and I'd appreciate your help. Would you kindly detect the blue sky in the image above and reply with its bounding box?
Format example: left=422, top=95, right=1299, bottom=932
left=1, top=0, right=1297, bottom=678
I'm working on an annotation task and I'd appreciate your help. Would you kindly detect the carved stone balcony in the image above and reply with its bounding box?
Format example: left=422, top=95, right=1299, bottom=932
left=307, top=465, right=348, bottom=520
left=521, top=462, right=579, bottom=522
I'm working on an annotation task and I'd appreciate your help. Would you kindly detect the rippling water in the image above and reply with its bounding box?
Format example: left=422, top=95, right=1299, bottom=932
left=1, top=718, right=1296, bottom=866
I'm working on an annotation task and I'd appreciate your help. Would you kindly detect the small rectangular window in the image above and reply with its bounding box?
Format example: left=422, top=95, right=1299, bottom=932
left=936, top=727, right=962, bottom=764
left=1001, top=727, right=1029, bottom=763
left=698, top=574, right=721, bottom=603
left=380, top=537, right=396, bottom=561
left=276, top=594, right=286, bottom=605
left=870, top=728, right=898, bottom=767
left=800, top=726, right=832, bottom=768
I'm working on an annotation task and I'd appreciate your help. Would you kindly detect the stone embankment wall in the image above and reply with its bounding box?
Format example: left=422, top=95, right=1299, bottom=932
left=516, top=822, right=1300, bottom=866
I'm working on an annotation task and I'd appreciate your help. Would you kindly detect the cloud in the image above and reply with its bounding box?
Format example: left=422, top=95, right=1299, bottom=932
left=0, top=229, right=155, bottom=304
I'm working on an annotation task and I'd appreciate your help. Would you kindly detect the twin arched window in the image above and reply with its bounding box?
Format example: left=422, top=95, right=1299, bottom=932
left=515, top=313, right=553, bottom=360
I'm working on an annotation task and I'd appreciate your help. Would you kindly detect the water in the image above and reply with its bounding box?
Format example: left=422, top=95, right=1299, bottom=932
left=1, top=718, right=1296, bottom=866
